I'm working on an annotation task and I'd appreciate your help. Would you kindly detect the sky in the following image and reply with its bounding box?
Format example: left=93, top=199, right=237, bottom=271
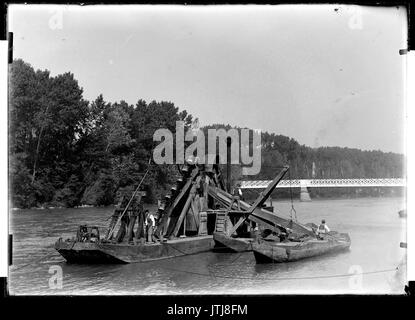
left=8, top=4, right=408, bottom=153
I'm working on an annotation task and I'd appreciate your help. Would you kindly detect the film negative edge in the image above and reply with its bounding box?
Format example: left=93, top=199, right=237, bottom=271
left=8, top=32, right=13, bottom=64
left=8, top=234, right=12, bottom=266
left=405, top=281, right=414, bottom=295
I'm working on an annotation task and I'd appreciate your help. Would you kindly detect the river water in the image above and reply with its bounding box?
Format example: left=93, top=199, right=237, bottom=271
left=9, top=197, right=406, bottom=295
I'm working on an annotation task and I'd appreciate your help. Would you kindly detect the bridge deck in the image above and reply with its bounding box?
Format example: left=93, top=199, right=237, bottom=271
left=240, top=178, right=406, bottom=189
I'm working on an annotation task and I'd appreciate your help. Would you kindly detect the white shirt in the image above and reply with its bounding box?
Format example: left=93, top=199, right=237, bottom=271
left=186, top=155, right=195, bottom=165
left=317, top=224, right=330, bottom=234
left=145, top=214, right=155, bottom=227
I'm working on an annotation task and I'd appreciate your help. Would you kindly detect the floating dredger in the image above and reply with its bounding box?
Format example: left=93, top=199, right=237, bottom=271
left=56, top=142, right=350, bottom=264
left=55, top=157, right=228, bottom=263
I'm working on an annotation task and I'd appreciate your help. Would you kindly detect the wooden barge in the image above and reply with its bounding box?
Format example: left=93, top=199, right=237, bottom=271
left=253, top=232, right=351, bottom=263
left=209, top=165, right=351, bottom=263
left=55, top=235, right=214, bottom=263
left=55, top=160, right=228, bottom=264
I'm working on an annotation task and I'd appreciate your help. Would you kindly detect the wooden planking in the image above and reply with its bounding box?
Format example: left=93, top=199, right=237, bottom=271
left=171, top=183, right=198, bottom=238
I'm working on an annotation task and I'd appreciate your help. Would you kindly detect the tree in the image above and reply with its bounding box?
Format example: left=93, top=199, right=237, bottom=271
left=9, top=59, right=405, bottom=208
left=9, top=59, right=89, bottom=207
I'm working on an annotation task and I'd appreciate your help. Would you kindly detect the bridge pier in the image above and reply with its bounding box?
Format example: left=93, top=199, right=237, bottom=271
left=300, top=181, right=311, bottom=202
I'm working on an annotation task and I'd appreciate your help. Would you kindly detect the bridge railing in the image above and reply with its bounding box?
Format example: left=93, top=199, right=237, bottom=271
left=240, top=178, right=406, bottom=189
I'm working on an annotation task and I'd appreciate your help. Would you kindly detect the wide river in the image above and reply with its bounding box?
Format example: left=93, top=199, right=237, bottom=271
left=9, top=197, right=406, bottom=295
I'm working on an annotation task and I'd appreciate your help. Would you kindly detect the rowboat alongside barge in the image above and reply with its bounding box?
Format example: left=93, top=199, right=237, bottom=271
left=253, top=232, right=351, bottom=263
left=209, top=165, right=351, bottom=263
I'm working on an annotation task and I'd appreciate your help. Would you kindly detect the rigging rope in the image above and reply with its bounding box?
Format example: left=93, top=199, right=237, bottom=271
left=288, top=168, right=298, bottom=222
left=10, top=250, right=63, bottom=272
left=106, top=156, right=153, bottom=240
left=163, top=265, right=399, bottom=281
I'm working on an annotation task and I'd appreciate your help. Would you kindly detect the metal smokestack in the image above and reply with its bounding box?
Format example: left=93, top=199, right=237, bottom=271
left=226, top=137, right=232, bottom=193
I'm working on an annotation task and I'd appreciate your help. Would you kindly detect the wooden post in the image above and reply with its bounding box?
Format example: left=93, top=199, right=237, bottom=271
left=228, top=216, right=247, bottom=236
left=126, top=213, right=137, bottom=243
left=198, top=212, right=208, bottom=236
left=190, top=198, right=200, bottom=228
left=106, top=189, right=145, bottom=240
left=135, top=206, right=145, bottom=242
left=170, top=184, right=197, bottom=238
left=160, top=167, right=199, bottom=237
left=182, top=214, right=187, bottom=237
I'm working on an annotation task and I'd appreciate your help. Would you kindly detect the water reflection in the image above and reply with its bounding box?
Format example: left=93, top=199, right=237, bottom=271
left=9, top=197, right=406, bottom=295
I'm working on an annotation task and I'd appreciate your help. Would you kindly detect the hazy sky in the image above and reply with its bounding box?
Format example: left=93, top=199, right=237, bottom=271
left=8, top=5, right=407, bottom=153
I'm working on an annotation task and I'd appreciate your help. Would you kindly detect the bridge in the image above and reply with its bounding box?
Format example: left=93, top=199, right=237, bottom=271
left=240, top=178, right=406, bottom=189
left=239, top=178, right=406, bottom=201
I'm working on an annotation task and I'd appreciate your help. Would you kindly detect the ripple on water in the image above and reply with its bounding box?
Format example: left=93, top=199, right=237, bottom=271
left=9, top=198, right=406, bottom=295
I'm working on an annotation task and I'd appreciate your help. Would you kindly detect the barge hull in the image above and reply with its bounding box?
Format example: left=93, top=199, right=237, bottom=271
left=213, top=232, right=253, bottom=252
left=253, top=234, right=351, bottom=263
left=55, top=235, right=214, bottom=264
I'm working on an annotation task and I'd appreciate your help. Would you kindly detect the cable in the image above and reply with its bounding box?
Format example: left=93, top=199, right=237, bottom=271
left=162, top=265, right=399, bottom=282
left=106, top=156, right=152, bottom=239
left=163, top=242, right=193, bottom=256
left=10, top=251, right=63, bottom=272
left=228, top=251, right=245, bottom=264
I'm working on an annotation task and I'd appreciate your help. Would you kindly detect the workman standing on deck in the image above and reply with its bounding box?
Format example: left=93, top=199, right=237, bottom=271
left=228, top=183, right=243, bottom=211
left=238, top=185, right=244, bottom=201
left=145, top=210, right=156, bottom=243
left=316, top=219, right=330, bottom=236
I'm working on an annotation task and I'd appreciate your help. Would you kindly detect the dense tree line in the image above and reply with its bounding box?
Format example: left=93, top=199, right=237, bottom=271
left=9, top=59, right=192, bottom=208
left=200, top=125, right=404, bottom=199
left=9, top=60, right=405, bottom=208
left=244, top=131, right=404, bottom=199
